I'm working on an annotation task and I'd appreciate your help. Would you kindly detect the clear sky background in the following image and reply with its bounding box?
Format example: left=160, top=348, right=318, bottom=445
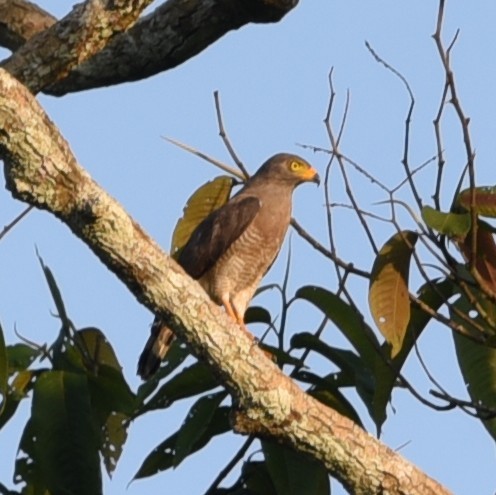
left=1, top=1, right=495, bottom=494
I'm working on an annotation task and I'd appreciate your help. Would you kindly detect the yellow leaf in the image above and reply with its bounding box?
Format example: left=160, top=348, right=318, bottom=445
left=170, top=176, right=234, bottom=259
left=369, top=231, right=418, bottom=356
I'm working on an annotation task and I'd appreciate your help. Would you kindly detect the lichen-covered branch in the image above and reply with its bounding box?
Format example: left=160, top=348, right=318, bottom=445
left=0, top=68, right=451, bottom=495
left=1, top=0, right=155, bottom=93
left=0, top=0, right=298, bottom=95
left=0, top=0, right=55, bottom=51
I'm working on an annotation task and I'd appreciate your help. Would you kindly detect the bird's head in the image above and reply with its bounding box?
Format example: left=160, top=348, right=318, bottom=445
left=255, top=153, right=320, bottom=188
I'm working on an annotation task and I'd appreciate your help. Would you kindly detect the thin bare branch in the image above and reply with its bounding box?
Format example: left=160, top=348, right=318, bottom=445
left=391, top=155, right=437, bottom=194
left=204, top=436, right=255, bottom=494
left=323, top=69, right=346, bottom=288
left=430, top=389, right=496, bottom=420
left=324, top=78, right=379, bottom=254
left=0, top=205, right=33, bottom=241
left=365, top=41, right=423, bottom=210
left=433, top=0, right=477, bottom=269
left=2, top=0, right=154, bottom=93
left=214, top=91, right=250, bottom=179
left=0, top=0, right=55, bottom=51
left=162, top=136, right=246, bottom=180
left=290, top=218, right=370, bottom=278
left=433, top=81, right=449, bottom=210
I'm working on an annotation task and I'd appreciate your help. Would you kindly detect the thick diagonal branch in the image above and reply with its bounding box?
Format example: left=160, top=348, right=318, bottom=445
left=0, top=0, right=298, bottom=95
left=1, top=0, right=155, bottom=93
left=0, top=69, right=451, bottom=495
left=0, top=0, right=55, bottom=51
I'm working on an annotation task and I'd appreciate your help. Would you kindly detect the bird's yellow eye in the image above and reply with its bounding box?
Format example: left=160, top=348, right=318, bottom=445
left=290, top=160, right=306, bottom=171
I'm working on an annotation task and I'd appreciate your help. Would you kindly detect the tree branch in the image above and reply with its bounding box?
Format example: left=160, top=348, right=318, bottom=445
left=0, top=68, right=451, bottom=495
left=1, top=0, right=155, bottom=93
left=0, top=0, right=55, bottom=52
left=0, top=0, right=298, bottom=96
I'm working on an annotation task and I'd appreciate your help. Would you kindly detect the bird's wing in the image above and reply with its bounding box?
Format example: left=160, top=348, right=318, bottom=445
left=178, top=196, right=260, bottom=279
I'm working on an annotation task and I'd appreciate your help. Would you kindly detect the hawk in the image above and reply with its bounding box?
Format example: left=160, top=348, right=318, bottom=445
left=138, top=153, right=320, bottom=378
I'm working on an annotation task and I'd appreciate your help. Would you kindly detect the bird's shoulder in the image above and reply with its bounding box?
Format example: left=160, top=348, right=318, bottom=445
left=178, top=194, right=261, bottom=279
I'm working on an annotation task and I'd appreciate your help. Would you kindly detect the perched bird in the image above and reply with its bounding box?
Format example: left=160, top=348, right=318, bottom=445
left=137, top=153, right=320, bottom=378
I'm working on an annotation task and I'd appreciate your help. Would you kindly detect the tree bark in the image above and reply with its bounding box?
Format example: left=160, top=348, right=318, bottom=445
left=0, top=0, right=55, bottom=51
left=0, top=67, right=452, bottom=495
left=0, top=0, right=299, bottom=95
left=1, top=0, right=156, bottom=93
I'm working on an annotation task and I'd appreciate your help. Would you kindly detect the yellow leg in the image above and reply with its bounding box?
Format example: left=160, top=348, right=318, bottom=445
left=222, top=296, right=248, bottom=329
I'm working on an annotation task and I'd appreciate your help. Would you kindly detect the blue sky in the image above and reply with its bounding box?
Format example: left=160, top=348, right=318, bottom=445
left=1, top=1, right=495, bottom=494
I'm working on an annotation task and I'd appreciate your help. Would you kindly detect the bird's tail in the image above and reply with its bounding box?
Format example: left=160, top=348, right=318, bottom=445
left=137, top=317, right=175, bottom=379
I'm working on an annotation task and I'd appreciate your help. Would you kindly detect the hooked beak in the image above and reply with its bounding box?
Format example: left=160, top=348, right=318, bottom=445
left=306, top=167, right=320, bottom=186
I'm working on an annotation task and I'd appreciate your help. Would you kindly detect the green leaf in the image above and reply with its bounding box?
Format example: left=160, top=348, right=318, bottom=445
left=15, top=419, right=42, bottom=493
left=309, top=388, right=363, bottom=428
left=291, top=332, right=373, bottom=419
left=291, top=332, right=373, bottom=390
left=174, top=391, right=227, bottom=466
left=294, top=286, right=395, bottom=432
left=0, top=481, right=21, bottom=495
left=451, top=292, right=496, bottom=440
left=0, top=323, right=7, bottom=417
left=262, top=441, right=330, bottom=495
left=37, top=253, right=70, bottom=326
left=6, top=344, right=41, bottom=373
left=421, top=206, right=471, bottom=237
left=101, top=412, right=128, bottom=477
left=223, top=461, right=277, bottom=494
left=77, top=328, right=136, bottom=417
left=457, top=186, right=496, bottom=217
left=244, top=306, right=272, bottom=325
left=259, top=344, right=300, bottom=367
left=88, top=364, right=136, bottom=418
left=459, top=220, right=496, bottom=293
left=295, top=286, right=380, bottom=370
left=454, top=331, right=496, bottom=441
left=295, top=369, right=353, bottom=388
left=369, top=230, right=418, bottom=356
left=0, top=370, right=38, bottom=430
left=293, top=369, right=363, bottom=427
left=134, top=406, right=231, bottom=479
left=137, top=361, right=219, bottom=415
left=78, top=327, right=121, bottom=370
left=75, top=329, right=135, bottom=475
left=24, top=371, right=102, bottom=495
left=171, top=176, right=234, bottom=259
left=38, top=257, right=78, bottom=373
left=136, top=340, right=190, bottom=401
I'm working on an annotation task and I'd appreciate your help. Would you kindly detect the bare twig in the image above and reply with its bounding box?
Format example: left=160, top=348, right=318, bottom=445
left=290, top=315, right=328, bottom=376
left=290, top=218, right=369, bottom=278
left=297, top=143, right=393, bottom=194
left=433, top=81, right=449, bottom=210
left=277, top=241, right=292, bottom=350
left=323, top=69, right=347, bottom=289
left=411, top=293, right=487, bottom=343
left=324, top=77, right=379, bottom=254
left=213, top=91, right=250, bottom=179
left=433, top=1, right=477, bottom=269
left=430, top=390, right=496, bottom=420
left=14, top=324, right=51, bottom=362
left=204, top=436, right=255, bottom=494
left=365, top=41, right=423, bottom=210
left=391, top=155, right=437, bottom=194
left=162, top=136, right=245, bottom=180
left=0, top=205, right=33, bottom=241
